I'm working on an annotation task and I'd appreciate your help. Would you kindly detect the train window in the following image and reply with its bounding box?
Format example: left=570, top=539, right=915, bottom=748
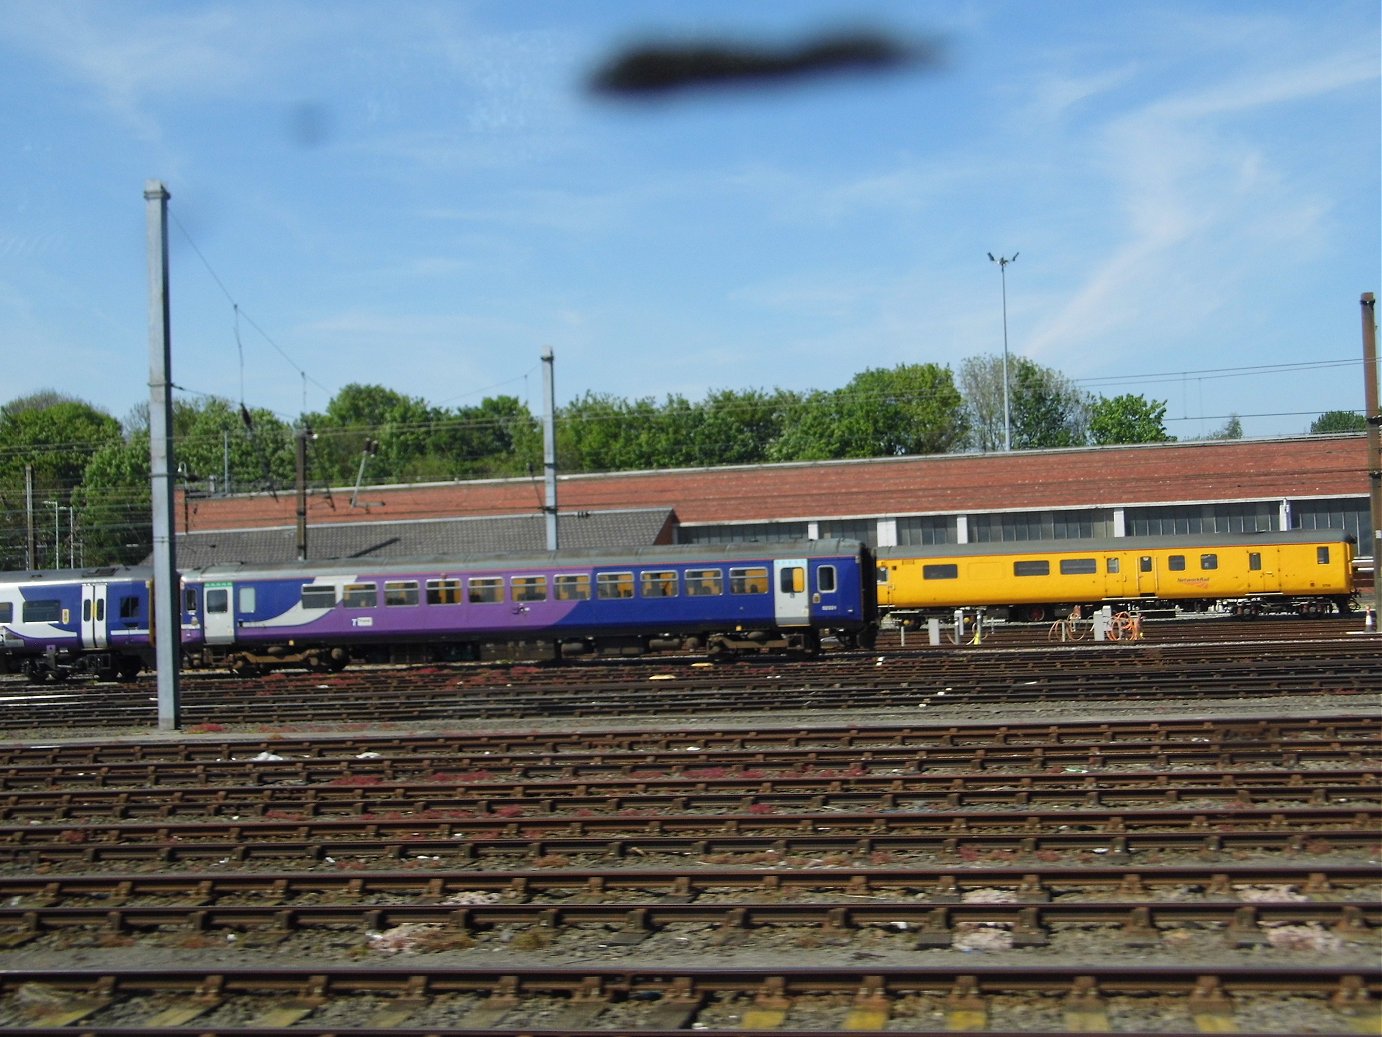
left=922, top=564, right=958, bottom=580
left=1013, top=561, right=1050, bottom=577
left=119, top=596, right=140, bottom=619
left=238, top=588, right=256, bottom=613
left=343, top=583, right=378, bottom=609
left=22, top=599, right=62, bottom=623
left=876, top=566, right=890, bottom=584
left=685, top=569, right=723, bottom=596
left=817, top=565, right=837, bottom=593
left=1200, top=554, right=1218, bottom=570
left=205, top=588, right=229, bottom=615
left=1106, top=558, right=1120, bottom=574
left=512, top=576, right=547, bottom=602
left=642, top=570, right=679, bottom=597
left=554, top=574, right=592, bottom=601
left=95, top=599, right=105, bottom=621
left=1317, top=546, right=1330, bottom=564
left=0, top=602, right=11, bottom=623
left=468, top=578, right=504, bottom=604
left=729, top=567, right=769, bottom=594
left=1139, top=557, right=1153, bottom=573
left=426, top=579, right=463, bottom=605
left=779, top=567, right=805, bottom=594
left=1059, top=558, right=1097, bottom=575
left=1249, top=553, right=1262, bottom=571
left=385, top=581, right=420, bottom=606
left=83, top=599, right=91, bottom=622
left=184, top=588, right=197, bottom=613
left=597, top=572, right=635, bottom=599
left=302, top=585, right=336, bottom=609
left=1168, top=556, right=1186, bottom=571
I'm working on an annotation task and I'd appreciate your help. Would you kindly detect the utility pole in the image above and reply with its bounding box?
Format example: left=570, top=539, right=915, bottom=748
left=296, top=426, right=314, bottom=561
left=542, top=348, right=558, bottom=551
left=1361, top=292, right=1380, bottom=628
left=988, top=252, right=1018, bottom=451
left=145, top=179, right=181, bottom=729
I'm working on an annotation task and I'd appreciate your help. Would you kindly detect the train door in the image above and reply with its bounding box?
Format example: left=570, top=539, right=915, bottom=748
left=80, top=583, right=108, bottom=649
left=1136, top=555, right=1157, bottom=597
left=202, top=581, right=237, bottom=644
left=1244, top=547, right=1277, bottom=593
left=773, top=559, right=810, bottom=627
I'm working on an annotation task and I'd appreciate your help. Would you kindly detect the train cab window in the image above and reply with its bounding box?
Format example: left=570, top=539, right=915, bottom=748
left=385, top=581, right=419, bottom=606
left=467, top=578, right=504, bottom=604
left=642, top=570, right=679, bottom=597
left=118, top=596, right=141, bottom=619
left=817, top=565, right=837, bottom=593
left=729, top=566, right=769, bottom=595
left=1249, top=553, right=1262, bottom=571
left=512, top=576, right=547, bottom=602
left=302, top=585, right=337, bottom=610
left=22, top=599, right=62, bottom=623
left=597, top=572, right=635, bottom=599
left=1106, top=558, right=1120, bottom=574
left=426, top=579, right=463, bottom=605
left=205, top=588, right=229, bottom=615
left=1059, top=558, right=1097, bottom=575
left=238, top=588, right=256, bottom=614
left=685, top=569, right=723, bottom=596
left=1200, top=554, right=1218, bottom=570
left=876, top=566, right=891, bottom=585
left=0, top=602, right=11, bottom=623
left=183, top=588, right=198, bottom=613
left=554, top=574, right=592, bottom=601
left=343, top=583, right=378, bottom=609
left=1317, top=546, right=1331, bottom=564
left=1013, top=560, right=1050, bottom=577
left=779, top=567, right=805, bottom=594
left=1167, top=555, right=1186, bottom=571
left=922, top=564, right=958, bottom=580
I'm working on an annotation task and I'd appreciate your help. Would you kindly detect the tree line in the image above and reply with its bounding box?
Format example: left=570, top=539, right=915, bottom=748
left=0, top=355, right=1360, bottom=570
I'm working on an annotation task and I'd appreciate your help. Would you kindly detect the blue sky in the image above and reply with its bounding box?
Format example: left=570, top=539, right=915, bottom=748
left=2, top=0, right=1378, bottom=440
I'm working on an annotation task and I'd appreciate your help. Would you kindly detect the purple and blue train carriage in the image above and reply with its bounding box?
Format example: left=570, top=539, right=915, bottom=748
left=0, top=540, right=879, bottom=680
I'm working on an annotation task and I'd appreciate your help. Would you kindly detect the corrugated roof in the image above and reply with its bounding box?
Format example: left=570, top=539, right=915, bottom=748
left=168, top=509, right=676, bottom=567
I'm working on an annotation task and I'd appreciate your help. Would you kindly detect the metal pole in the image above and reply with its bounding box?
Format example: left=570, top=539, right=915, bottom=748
left=44, top=501, right=58, bottom=568
left=1361, top=292, right=1380, bottom=628
left=542, top=348, right=558, bottom=551
left=145, top=179, right=181, bottom=729
left=988, top=252, right=1018, bottom=451
left=296, top=428, right=311, bottom=561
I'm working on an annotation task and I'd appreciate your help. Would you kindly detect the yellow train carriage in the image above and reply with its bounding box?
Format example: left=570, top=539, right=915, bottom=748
left=875, top=530, right=1356, bottom=623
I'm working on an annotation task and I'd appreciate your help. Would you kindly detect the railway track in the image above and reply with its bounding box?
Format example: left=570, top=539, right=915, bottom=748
left=0, top=650, right=1376, bottom=1034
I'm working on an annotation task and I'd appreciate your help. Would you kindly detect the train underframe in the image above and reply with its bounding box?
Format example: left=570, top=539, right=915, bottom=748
left=891, top=593, right=1356, bottom=627
left=8, top=646, right=145, bottom=683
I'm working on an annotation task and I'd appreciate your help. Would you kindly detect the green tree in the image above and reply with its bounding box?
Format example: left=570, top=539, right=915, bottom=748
left=1308, top=410, right=1367, bottom=434
left=1008, top=358, right=1091, bottom=449
left=1206, top=414, right=1244, bottom=440
left=1088, top=394, right=1175, bottom=445
left=770, top=365, right=967, bottom=461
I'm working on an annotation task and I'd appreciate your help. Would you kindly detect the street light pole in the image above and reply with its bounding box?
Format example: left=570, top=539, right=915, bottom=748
left=988, top=252, right=1018, bottom=451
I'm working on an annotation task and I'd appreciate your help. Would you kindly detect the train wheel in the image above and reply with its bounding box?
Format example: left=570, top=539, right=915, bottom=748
left=1023, top=605, right=1049, bottom=623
